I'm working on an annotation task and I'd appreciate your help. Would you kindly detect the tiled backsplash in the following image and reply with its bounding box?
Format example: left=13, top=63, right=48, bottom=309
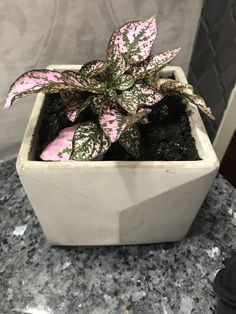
left=188, top=0, right=236, bottom=141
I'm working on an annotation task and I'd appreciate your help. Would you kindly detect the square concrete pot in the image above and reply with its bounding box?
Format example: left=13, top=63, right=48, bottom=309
left=16, top=65, right=219, bottom=245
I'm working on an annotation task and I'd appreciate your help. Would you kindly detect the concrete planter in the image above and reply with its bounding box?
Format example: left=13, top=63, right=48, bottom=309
left=16, top=65, right=219, bottom=245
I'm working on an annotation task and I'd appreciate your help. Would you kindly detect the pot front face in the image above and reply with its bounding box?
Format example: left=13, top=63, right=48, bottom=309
left=16, top=65, right=219, bottom=245
left=18, top=163, right=218, bottom=245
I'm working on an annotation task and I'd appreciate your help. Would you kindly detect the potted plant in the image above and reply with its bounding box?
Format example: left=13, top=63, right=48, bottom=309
left=3, top=16, right=219, bottom=245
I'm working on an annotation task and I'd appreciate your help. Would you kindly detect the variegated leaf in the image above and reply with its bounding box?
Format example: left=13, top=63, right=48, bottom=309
left=127, top=55, right=151, bottom=77
left=62, top=70, right=106, bottom=93
left=3, top=69, right=68, bottom=109
left=129, top=48, right=181, bottom=79
left=79, top=60, right=107, bottom=77
left=185, top=94, right=215, bottom=120
left=99, top=106, right=128, bottom=142
left=119, top=125, right=141, bottom=159
left=146, top=47, right=181, bottom=73
left=156, top=78, right=215, bottom=119
left=118, top=83, right=163, bottom=114
left=60, top=90, right=90, bottom=122
left=107, top=89, right=117, bottom=101
left=114, top=74, right=135, bottom=90
left=90, top=94, right=106, bottom=115
left=156, top=78, right=193, bottom=94
left=107, top=43, right=126, bottom=81
left=107, top=16, right=157, bottom=63
left=90, top=94, right=117, bottom=115
left=40, top=124, right=78, bottom=161
left=144, top=73, right=157, bottom=86
left=127, top=107, right=152, bottom=126
left=71, top=122, right=111, bottom=161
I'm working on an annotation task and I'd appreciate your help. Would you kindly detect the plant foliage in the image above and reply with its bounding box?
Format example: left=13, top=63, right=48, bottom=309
left=3, top=16, right=214, bottom=161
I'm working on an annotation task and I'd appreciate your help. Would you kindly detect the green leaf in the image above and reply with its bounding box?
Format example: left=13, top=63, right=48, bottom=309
left=114, top=74, right=135, bottom=91
left=71, top=122, right=111, bottom=161
left=119, top=125, right=141, bottom=159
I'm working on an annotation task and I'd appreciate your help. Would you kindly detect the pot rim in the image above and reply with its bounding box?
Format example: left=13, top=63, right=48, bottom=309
left=17, top=65, right=219, bottom=170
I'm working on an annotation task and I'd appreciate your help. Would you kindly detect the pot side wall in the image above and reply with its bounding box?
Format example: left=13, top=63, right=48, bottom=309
left=16, top=66, right=219, bottom=245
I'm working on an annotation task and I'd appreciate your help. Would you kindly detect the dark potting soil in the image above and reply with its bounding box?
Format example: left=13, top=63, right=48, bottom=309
left=37, top=93, right=200, bottom=161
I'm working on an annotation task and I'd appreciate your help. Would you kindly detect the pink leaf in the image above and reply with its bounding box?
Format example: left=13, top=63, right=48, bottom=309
left=40, top=124, right=78, bottom=161
left=99, top=106, right=128, bottom=142
left=79, top=60, right=107, bottom=77
left=135, top=84, right=164, bottom=105
left=71, top=122, right=111, bottom=161
left=3, top=69, right=68, bottom=109
left=107, top=16, right=157, bottom=63
left=62, top=70, right=106, bottom=93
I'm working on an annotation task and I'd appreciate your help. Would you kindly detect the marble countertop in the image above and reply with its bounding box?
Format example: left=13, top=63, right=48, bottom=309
left=0, top=157, right=236, bottom=314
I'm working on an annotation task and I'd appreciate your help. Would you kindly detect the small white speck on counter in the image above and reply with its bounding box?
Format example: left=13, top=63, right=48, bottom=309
left=206, top=247, right=220, bottom=258
left=62, top=261, right=71, bottom=270
left=13, top=225, right=27, bottom=236
left=132, top=291, right=146, bottom=302
left=232, top=212, right=236, bottom=225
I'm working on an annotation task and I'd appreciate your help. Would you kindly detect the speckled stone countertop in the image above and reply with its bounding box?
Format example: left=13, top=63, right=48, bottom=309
left=0, top=158, right=236, bottom=314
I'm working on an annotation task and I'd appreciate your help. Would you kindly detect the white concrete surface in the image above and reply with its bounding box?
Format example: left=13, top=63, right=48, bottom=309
left=16, top=65, right=219, bottom=245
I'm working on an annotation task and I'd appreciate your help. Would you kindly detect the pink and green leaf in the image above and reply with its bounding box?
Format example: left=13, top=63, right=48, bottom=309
left=60, top=90, right=90, bottom=122
left=185, top=94, right=215, bottom=120
left=119, top=125, right=141, bottom=159
left=62, top=70, right=106, bottom=93
left=40, top=124, right=78, bottom=161
left=107, top=43, right=126, bottom=81
left=90, top=94, right=106, bottom=115
left=114, top=74, right=135, bottom=91
left=118, top=83, right=163, bottom=114
left=3, top=69, right=68, bottom=109
left=146, top=47, right=181, bottom=73
left=107, top=16, right=157, bottom=64
left=71, top=122, right=111, bottom=161
left=79, top=60, right=107, bottom=77
left=127, top=107, right=152, bottom=126
left=99, top=105, right=128, bottom=142
left=156, top=78, right=215, bottom=120
left=129, top=48, right=181, bottom=80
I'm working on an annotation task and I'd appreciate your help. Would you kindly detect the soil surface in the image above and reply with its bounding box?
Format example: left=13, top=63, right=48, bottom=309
left=37, top=93, right=200, bottom=161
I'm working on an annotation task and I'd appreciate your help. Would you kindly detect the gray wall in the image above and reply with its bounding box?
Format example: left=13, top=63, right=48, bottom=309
left=188, top=0, right=236, bottom=141
left=0, top=0, right=203, bottom=159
